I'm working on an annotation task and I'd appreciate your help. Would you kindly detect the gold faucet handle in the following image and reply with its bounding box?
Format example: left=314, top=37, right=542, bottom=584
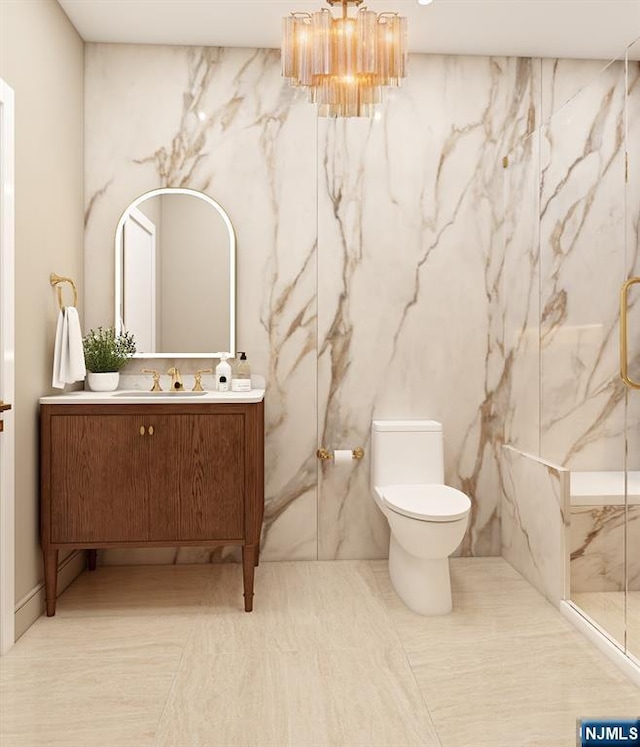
left=141, top=369, right=162, bottom=392
left=193, top=368, right=213, bottom=392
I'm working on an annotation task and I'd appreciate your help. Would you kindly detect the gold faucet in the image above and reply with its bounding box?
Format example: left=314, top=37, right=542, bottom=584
left=192, top=368, right=213, bottom=392
left=167, top=366, right=184, bottom=391
left=141, top=369, right=162, bottom=392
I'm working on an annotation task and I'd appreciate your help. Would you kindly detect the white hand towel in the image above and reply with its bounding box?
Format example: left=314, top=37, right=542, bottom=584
left=52, top=307, right=86, bottom=388
left=58, top=310, right=71, bottom=384
left=65, top=307, right=86, bottom=381
left=52, top=310, right=65, bottom=389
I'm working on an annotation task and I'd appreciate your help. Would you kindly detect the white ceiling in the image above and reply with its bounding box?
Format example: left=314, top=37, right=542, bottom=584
left=57, top=0, right=640, bottom=61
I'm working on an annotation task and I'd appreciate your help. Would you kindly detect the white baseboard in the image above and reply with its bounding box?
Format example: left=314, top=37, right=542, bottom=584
left=561, top=600, right=640, bottom=688
left=13, top=551, right=86, bottom=640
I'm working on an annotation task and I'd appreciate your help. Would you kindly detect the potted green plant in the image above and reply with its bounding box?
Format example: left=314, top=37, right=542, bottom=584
left=83, top=327, right=136, bottom=391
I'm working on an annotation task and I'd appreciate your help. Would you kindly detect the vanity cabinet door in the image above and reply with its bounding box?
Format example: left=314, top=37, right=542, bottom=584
left=41, top=401, right=264, bottom=616
left=146, top=413, right=245, bottom=542
left=49, top=414, right=148, bottom=543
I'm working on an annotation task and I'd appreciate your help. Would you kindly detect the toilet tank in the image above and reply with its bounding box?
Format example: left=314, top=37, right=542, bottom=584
left=371, top=420, right=444, bottom=487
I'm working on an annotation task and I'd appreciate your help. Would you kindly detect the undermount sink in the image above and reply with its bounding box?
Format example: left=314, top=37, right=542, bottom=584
left=112, top=390, right=208, bottom=397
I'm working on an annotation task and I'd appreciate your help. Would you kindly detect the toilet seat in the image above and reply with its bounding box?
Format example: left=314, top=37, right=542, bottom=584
left=380, top=484, right=471, bottom=522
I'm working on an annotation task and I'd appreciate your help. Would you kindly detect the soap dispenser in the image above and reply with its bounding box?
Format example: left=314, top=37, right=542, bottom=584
left=215, top=353, right=232, bottom=392
left=231, top=351, right=251, bottom=392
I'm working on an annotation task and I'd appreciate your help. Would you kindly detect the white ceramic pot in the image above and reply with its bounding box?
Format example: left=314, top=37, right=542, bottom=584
left=87, top=371, right=120, bottom=392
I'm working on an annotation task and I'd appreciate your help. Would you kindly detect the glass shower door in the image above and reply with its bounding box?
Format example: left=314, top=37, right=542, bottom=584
left=548, top=54, right=629, bottom=650
left=623, top=38, right=640, bottom=661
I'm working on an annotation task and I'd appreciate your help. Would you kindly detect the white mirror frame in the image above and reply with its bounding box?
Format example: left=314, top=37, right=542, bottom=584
left=115, top=187, right=236, bottom=359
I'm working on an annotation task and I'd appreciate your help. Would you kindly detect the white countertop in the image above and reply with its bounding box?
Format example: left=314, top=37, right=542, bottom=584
left=40, top=389, right=265, bottom=405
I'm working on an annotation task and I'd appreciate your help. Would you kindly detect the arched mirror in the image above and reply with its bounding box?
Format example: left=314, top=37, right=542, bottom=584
left=115, top=187, right=236, bottom=358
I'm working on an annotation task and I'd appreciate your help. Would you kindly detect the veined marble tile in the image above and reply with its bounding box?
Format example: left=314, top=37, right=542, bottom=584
left=500, top=49, right=640, bottom=659
left=625, top=53, right=640, bottom=470
left=538, top=59, right=627, bottom=471
left=570, top=505, right=625, bottom=592
left=502, top=131, right=541, bottom=455
left=317, top=56, right=539, bottom=559
left=540, top=57, right=622, bottom=125
left=85, top=42, right=635, bottom=565
left=501, top=446, right=569, bottom=605
left=570, top=505, right=640, bottom=592
left=260, top=480, right=318, bottom=561
left=85, top=43, right=318, bottom=564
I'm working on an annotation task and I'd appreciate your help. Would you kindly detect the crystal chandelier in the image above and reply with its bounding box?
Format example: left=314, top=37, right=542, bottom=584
left=282, top=0, right=408, bottom=118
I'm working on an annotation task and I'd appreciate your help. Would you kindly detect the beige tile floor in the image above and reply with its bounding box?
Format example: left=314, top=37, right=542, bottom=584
left=572, top=590, right=640, bottom=661
left=0, top=559, right=638, bottom=747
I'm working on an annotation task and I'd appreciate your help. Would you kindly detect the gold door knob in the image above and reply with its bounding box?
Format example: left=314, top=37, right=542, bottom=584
left=139, top=426, right=146, bottom=436
left=148, top=425, right=154, bottom=436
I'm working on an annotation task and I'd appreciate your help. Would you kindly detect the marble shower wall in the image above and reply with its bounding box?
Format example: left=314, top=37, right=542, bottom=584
left=85, top=44, right=617, bottom=563
left=626, top=48, right=640, bottom=468
left=502, top=56, right=629, bottom=473
left=500, top=44, right=640, bottom=598
left=570, top=504, right=640, bottom=593
left=539, top=57, right=628, bottom=472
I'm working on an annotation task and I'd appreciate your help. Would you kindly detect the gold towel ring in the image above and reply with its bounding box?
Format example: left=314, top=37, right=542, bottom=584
left=50, top=273, right=78, bottom=310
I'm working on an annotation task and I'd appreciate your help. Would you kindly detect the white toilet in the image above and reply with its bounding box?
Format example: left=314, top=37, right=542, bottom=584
left=371, top=420, right=471, bottom=615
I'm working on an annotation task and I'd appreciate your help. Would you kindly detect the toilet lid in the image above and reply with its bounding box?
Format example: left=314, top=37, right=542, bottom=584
left=380, top=484, right=471, bottom=522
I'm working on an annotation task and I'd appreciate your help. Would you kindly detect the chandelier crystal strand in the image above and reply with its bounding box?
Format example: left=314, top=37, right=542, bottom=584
left=282, top=0, right=407, bottom=118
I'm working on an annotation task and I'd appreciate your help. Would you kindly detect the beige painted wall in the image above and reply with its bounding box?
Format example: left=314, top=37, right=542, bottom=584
left=0, top=0, right=84, bottom=637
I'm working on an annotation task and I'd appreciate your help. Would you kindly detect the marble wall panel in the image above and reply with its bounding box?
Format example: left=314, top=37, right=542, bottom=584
left=502, top=131, right=540, bottom=456
left=501, top=446, right=569, bottom=605
left=85, top=45, right=544, bottom=563
left=625, top=51, right=640, bottom=473
left=540, top=58, right=621, bottom=125
left=570, top=504, right=640, bottom=593
left=86, top=42, right=640, bottom=563
left=625, top=43, right=640, bottom=607
left=538, top=59, right=628, bottom=471
left=317, top=55, right=539, bottom=558
left=85, top=44, right=319, bottom=563
left=500, top=50, right=640, bottom=644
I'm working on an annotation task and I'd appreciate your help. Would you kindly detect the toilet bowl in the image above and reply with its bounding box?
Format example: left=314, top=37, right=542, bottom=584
left=371, top=420, right=471, bottom=615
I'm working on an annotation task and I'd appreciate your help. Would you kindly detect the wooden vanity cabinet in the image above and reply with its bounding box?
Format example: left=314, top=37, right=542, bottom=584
left=40, top=401, right=264, bottom=615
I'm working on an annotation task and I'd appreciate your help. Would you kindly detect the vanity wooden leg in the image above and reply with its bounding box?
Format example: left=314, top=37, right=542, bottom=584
left=242, top=545, right=256, bottom=612
left=254, top=546, right=260, bottom=567
left=44, top=549, right=59, bottom=617
left=87, top=549, right=97, bottom=571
